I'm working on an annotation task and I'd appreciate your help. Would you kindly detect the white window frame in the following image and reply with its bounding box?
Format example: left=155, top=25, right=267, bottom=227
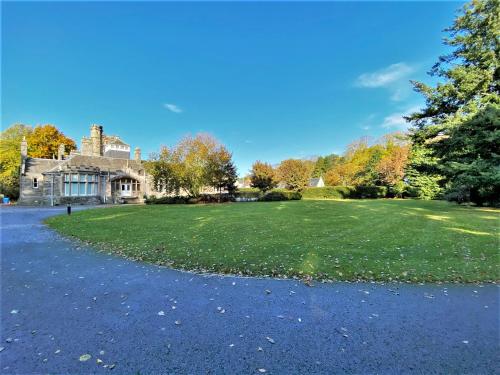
left=33, top=177, right=39, bottom=189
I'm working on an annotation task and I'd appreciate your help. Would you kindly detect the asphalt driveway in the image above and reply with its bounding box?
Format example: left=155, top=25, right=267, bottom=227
left=1, top=206, right=498, bottom=374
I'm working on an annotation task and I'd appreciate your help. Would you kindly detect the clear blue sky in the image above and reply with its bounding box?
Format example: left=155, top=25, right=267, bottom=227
left=2, top=1, right=462, bottom=176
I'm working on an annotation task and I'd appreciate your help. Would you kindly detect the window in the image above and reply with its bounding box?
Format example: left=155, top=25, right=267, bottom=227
left=63, top=173, right=98, bottom=196
left=33, top=178, right=39, bottom=188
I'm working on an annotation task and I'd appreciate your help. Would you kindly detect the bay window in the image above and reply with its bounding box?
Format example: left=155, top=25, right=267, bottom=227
left=63, top=173, right=98, bottom=196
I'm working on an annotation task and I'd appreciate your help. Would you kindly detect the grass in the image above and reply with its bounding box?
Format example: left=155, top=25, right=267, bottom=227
left=45, top=199, right=500, bottom=283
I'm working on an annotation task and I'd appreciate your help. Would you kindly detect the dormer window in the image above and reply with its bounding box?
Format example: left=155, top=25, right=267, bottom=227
left=33, top=178, right=39, bottom=188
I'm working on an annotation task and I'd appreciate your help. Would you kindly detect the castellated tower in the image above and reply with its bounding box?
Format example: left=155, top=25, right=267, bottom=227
left=90, top=124, right=103, bottom=156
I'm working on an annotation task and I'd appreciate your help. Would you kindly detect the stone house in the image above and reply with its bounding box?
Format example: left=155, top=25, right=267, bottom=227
left=19, top=125, right=154, bottom=205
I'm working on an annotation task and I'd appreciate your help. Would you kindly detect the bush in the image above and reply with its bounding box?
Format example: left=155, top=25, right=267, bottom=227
left=303, top=186, right=388, bottom=199
left=145, top=193, right=235, bottom=205
left=351, top=186, right=388, bottom=199
left=259, top=190, right=302, bottom=201
left=145, top=196, right=190, bottom=204
left=235, top=188, right=262, bottom=199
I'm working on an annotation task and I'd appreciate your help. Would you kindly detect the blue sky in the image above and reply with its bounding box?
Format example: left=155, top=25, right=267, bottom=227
left=2, top=1, right=462, bottom=176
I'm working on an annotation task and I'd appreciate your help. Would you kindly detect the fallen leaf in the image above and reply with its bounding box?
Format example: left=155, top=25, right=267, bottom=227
left=79, top=354, right=91, bottom=362
left=266, top=337, right=275, bottom=344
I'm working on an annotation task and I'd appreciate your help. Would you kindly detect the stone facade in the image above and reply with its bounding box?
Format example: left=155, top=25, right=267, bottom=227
left=19, top=125, right=152, bottom=206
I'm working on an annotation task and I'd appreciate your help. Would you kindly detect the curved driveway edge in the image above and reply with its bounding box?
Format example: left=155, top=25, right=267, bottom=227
left=1, top=206, right=499, bottom=374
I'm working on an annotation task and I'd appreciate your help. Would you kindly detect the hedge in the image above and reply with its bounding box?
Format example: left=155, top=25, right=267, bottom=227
left=259, top=190, right=302, bottom=201
left=145, top=194, right=233, bottom=205
left=234, top=189, right=261, bottom=199
left=302, top=186, right=388, bottom=200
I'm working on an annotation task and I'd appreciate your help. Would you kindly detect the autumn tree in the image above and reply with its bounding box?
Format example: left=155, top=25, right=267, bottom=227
left=250, top=161, right=276, bottom=192
left=205, top=145, right=238, bottom=198
left=0, top=123, right=77, bottom=199
left=406, top=0, right=499, bottom=203
left=27, top=124, right=76, bottom=159
left=0, top=124, right=32, bottom=198
left=146, top=133, right=237, bottom=199
left=145, top=146, right=182, bottom=195
left=276, top=159, right=312, bottom=191
left=324, top=163, right=357, bottom=186
left=312, top=154, right=341, bottom=178
left=172, top=134, right=220, bottom=197
left=376, top=133, right=411, bottom=187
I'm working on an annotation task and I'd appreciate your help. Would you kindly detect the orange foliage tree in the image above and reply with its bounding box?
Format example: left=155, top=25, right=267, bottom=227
left=27, top=125, right=76, bottom=158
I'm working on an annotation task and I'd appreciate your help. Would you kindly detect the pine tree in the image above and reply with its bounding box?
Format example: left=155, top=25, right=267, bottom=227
left=406, top=0, right=499, bottom=202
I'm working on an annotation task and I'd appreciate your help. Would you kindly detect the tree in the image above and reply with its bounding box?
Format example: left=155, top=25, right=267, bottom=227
left=27, top=124, right=76, bottom=159
left=276, top=159, right=312, bottom=191
left=206, top=145, right=238, bottom=198
left=312, top=154, right=340, bottom=178
left=406, top=0, right=500, bottom=203
left=146, top=133, right=236, bottom=199
left=0, top=123, right=77, bottom=199
left=324, top=163, right=357, bottom=186
left=439, top=104, right=500, bottom=205
left=0, top=124, right=32, bottom=198
left=172, top=134, right=220, bottom=197
left=250, top=161, right=276, bottom=192
left=145, top=146, right=182, bottom=195
left=376, top=133, right=411, bottom=187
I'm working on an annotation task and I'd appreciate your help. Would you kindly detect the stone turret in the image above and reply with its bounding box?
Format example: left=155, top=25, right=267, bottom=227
left=58, top=144, right=65, bottom=160
left=134, top=147, right=141, bottom=162
left=90, top=124, right=103, bottom=156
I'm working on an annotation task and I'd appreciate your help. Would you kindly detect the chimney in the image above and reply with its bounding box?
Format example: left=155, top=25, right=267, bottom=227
left=134, top=147, right=141, bottom=162
left=21, top=137, right=28, bottom=159
left=58, top=144, right=65, bottom=160
left=90, top=124, right=103, bottom=156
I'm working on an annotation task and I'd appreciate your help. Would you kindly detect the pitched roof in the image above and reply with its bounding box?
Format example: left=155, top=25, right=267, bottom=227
left=25, top=158, right=65, bottom=174
left=309, top=177, right=324, bottom=187
left=102, top=135, right=129, bottom=146
left=42, top=154, right=142, bottom=174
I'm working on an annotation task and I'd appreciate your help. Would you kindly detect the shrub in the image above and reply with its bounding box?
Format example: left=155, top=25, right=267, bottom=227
left=145, top=196, right=190, bottom=204
left=302, top=186, right=355, bottom=199
left=259, top=190, right=302, bottom=201
left=351, top=186, right=388, bottom=199
left=145, top=193, right=235, bottom=205
left=235, top=188, right=262, bottom=199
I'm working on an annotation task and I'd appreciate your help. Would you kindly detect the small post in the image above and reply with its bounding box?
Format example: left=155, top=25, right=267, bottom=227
left=67, top=203, right=71, bottom=215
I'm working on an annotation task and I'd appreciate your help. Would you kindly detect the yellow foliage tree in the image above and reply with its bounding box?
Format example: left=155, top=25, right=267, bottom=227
left=27, top=124, right=76, bottom=159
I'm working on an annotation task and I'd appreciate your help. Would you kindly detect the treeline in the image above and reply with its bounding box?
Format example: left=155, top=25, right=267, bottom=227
left=0, top=124, right=76, bottom=198
left=249, top=0, right=499, bottom=206
left=247, top=132, right=410, bottom=197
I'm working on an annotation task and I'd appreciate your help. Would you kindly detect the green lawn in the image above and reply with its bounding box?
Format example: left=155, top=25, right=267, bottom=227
left=45, top=200, right=500, bottom=282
